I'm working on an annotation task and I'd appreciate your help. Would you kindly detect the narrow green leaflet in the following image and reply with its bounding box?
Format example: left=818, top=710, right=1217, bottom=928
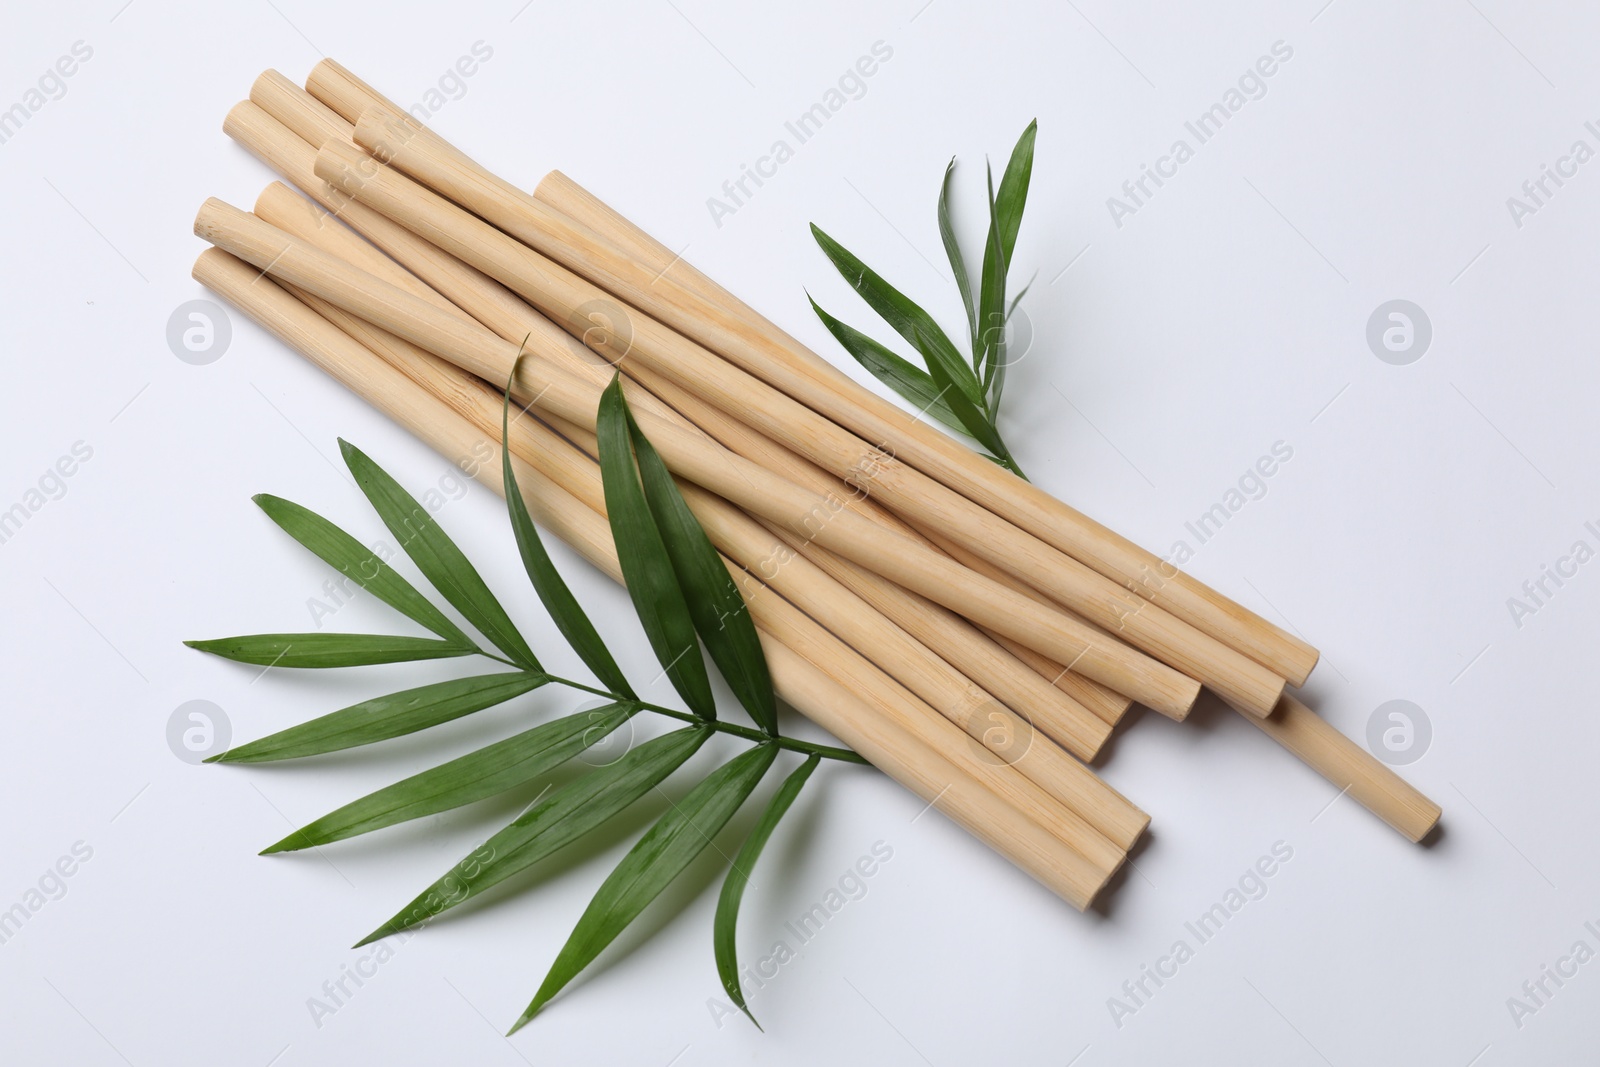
left=810, top=223, right=984, bottom=407
left=625, top=402, right=777, bottom=735
left=502, top=372, right=635, bottom=699
left=209, top=671, right=546, bottom=763
left=254, top=493, right=472, bottom=647
left=184, top=633, right=473, bottom=669
left=982, top=121, right=1037, bottom=403
left=921, top=327, right=1012, bottom=462
left=808, top=121, right=1036, bottom=482
left=994, top=119, right=1037, bottom=264
left=713, top=754, right=819, bottom=1028
left=357, top=725, right=710, bottom=947
left=808, top=296, right=971, bottom=437
left=937, top=158, right=978, bottom=358
left=595, top=377, right=717, bottom=719
left=340, top=439, right=539, bottom=672
left=262, top=703, right=633, bottom=853
left=513, top=743, right=778, bottom=1031
left=977, top=163, right=1009, bottom=396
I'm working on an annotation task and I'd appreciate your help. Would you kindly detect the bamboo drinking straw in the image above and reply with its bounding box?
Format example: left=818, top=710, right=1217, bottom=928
left=192, top=247, right=1115, bottom=906
left=256, top=187, right=1148, bottom=852
left=327, top=85, right=1316, bottom=688
left=252, top=175, right=1115, bottom=760
left=194, top=198, right=1202, bottom=717
left=1241, top=695, right=1439, bottom=842
left=312, top=136, right=1286, bottom=719
left=238, top=75, right=1129, bottom=727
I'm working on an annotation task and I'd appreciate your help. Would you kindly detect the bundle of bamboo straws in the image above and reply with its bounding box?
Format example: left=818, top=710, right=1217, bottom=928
left=191, top=61, right=1440, bottom=910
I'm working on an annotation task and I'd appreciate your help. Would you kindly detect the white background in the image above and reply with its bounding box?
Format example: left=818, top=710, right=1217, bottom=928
left=2, top=1, right=1596, bottom=1064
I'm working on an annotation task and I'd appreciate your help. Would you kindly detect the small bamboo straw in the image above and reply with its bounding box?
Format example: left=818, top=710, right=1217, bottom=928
left=256, top=186, right=1147, bottom=852
left=194, top=198, right=1202, bottom=717
left=320, top=83, right=1316, bottom=688
left=193, top=246, right=1114, bottom=906
left=1240, top=695, right=1440, bottom=842
left=313, top=134, right=1286, bottom=719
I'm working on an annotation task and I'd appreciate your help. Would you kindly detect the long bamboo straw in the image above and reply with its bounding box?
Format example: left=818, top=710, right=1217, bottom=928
left=317, top=79, right=1316, bottom=687
left=249, top=69, right=1131, bottom=729
left=254, top=185, right=1148, bottom=852
left=313, top=134, right=1286, bottom=719
left=192, top=246, right=1116, bottom=905
left=194, top=197, right=1201, bottom=717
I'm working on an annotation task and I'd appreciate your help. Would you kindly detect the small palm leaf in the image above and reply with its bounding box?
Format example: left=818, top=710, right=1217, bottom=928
left=262, top=702, right=633, bottom=852
left=341, top=439, right=540, bottom=671
left=502, top=370, right=635, bottom=698
left=714, top=754, right=820, bottom=1028
left=208, top=671, right=546, bottom=763
left=184, top=633, right=472, bottom=669
left=513, top=742, right=778, bottom=1031
left=357, top=725, right=712, bottom=946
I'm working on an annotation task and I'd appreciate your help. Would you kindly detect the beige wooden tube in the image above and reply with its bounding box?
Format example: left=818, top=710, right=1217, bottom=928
left=306, top=58, right=1317, bottom=689
left=255, top=71, right=1123, bottom=724
left=192, top=245, right=1116, bottom=905
left=1239, top=695, right=1440, bottom=842
left=255, top=190, right=1145, bottom=852
left=313, top=135, right=1284, bottom=719
left=194, top=196, right=1200, bottom=716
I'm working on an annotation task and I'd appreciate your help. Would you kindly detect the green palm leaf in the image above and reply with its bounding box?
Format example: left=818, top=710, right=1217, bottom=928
left=624, top=398, right=777, bottom=735
left=254, top=493, right=472, bottom=647
left=714, top=754, right=819, bottom=1028
left=513, top=742, right=778, bottom=1031
left=357, top=725, right=711, bottom=947
left=502, top=370, right=635, bottom=698
left=184, top=633, right=472, bottom=669
left=341, top=439, right=539, bottom=671
left=596, top=377, right=717, bottom=719
left=209, top=671, right=546, bottom=763
left=262, top=702, right=633, bottom=852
